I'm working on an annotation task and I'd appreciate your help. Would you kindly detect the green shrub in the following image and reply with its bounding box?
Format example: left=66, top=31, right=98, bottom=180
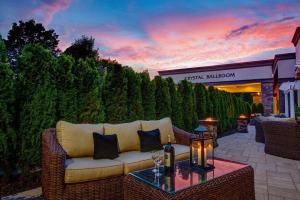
left=154, top=76, right=171, bottom=119
left=256, top=103, right=264, bottom=115
left=75, top=58, right=104, bottom=123
left=55, top=55, right=77, bottom=122
left=0, top=38, right=16, bottom=176
left=17, top=44, right=57, bottom=168
left=140, top=72, right=156, bottom=120
left=124, top=67, right=143, bottom=121
left=178, top=80, right=197, bottom=131
left=296, top=106, right=300, bottom=117
left=103, top=62, right=128, bottom=123
left=166, top=77, right=184, bottom=128
left=194, top=83, right=207, bottom=119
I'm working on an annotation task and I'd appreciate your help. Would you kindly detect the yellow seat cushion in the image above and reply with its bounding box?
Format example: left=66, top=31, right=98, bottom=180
left=104, top=121, right=141, bottom=152
left=115, top=144, right=189, bottom=174
left=64, top=157, right=124, bottom=183
left=173, top=144, right=190, bottom=161
left=141, top=117, right=176, bottom=144
left=56, top=121, right=103, bottom=157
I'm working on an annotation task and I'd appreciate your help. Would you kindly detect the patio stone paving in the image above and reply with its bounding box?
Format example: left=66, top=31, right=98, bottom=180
left=215, top=125, right=300, bottom=200
left=2, top=125, right=300, bottom=200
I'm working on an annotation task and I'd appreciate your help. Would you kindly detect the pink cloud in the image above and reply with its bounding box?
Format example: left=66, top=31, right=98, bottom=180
left=32, top=0, right=71, bottom=25
left=61, top=13, right=299, bottom=75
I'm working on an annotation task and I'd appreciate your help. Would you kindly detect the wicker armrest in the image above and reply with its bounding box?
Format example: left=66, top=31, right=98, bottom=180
left=173, top=126, right=192, bottom=146
left=42, top=128, right=66, bottom=199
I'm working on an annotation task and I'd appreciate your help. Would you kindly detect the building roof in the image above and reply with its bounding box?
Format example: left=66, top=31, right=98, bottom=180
left=158, top=59, right=274, bottom=76
left=272, top=52, right=296, bottom=72
left=292, top=27, right=300, bottom=46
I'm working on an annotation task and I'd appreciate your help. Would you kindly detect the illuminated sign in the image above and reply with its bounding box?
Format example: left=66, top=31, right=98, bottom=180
left=161, top=66, right=272, bottom=84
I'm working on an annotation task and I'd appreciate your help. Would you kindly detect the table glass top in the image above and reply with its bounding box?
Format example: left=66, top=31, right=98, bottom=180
left=129, top=159, right=247, bottom=194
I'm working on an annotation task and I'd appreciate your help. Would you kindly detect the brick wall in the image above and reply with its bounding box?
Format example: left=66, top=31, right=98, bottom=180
left=261, top=82, right=273, bottom=114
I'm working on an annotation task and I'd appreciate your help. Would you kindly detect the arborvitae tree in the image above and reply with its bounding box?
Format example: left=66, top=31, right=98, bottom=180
left=178, top=80, right=197, bottom=131
left=154, top=76, right=171, bottom=119
left=17, top=44, right=57, bottom=168
left=74, top=58, right=104, bottom=123
left=0, top=38, right=16, bottom=177
left=166, top=77, right=184, bottom=128
left=245, top=102, right=252, bottom=116
left=241, top=93, right=253, bottom=105
left=251, top=103, right=257, bottom=113
left=206, top=86, right=214, bottom=117
left=124, top=67, right=143, bottom=121
left=103, top=62, right=128, bottom=123
left=256, top=103, right=264, bottom=115
left=140, top=71, right=156, bottom=120
left=194, top=83, right=207, bottom=119
left=207, top=86, right=218, bottom=117
left=55, top=55, right=78, bottom=122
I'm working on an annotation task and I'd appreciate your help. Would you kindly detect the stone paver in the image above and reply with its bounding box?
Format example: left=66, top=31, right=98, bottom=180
left=215, top=125, right=300, bottom=200
left=3, top=125, right=300, bottom=199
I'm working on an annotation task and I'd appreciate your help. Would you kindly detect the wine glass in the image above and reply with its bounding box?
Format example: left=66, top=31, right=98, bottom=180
left=151, top=151, right=159, bottom=173
left=154, top=151, right=163, bottom=176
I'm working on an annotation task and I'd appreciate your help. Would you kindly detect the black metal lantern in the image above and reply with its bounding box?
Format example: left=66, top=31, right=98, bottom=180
left=190, top=127, right=214, bottom=171
left=237, top=114, right=248, bottom=133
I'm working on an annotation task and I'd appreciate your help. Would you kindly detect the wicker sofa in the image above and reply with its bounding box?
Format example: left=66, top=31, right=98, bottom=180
left=42, top=118, right=191, bottom=200
left=262, top=121, right=300, bottom=160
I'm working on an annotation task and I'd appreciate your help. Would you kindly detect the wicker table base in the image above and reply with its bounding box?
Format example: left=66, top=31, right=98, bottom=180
left=124, top=166, right=255, bottom=200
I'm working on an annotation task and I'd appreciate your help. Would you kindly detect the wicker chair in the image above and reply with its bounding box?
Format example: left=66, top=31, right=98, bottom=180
left=262, top=121, right=300, bottom=160
left=254, top=118, right=265, bottom=143
left=42, top=126, right=191, bottom=200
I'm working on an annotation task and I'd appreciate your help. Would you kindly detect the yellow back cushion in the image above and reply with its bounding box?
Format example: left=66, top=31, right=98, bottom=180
left=56, top=121, right=103, bottom=157
left=141, top=117, right=176, bottom=144
left=104, top=121, right=141, bottom=152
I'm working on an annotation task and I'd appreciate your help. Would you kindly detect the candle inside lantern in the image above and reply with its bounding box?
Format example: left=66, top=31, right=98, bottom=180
left=197, top=142, right=207, bottom=166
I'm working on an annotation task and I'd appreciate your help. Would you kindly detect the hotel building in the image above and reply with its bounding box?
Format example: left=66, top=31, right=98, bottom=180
left=159, top=27, right=300, bottom=115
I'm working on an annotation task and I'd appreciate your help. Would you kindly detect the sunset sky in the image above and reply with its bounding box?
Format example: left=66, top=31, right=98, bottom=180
left=0, top=0, right=299, bottom=74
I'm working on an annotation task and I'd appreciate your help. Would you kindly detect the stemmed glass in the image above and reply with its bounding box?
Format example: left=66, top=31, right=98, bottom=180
left=151, top=151, right=163, bottom=176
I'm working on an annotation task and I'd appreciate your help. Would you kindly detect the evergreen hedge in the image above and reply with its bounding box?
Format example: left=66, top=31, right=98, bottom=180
left=140, top=72, right=156, bottom=120
left=0, top=38, right=16, bottom=176
left=166, top=77, right=184, bottom=128
left=0, top=43, right=251, bottom=174
left=17, top=44, right=57, bottom=168
left=154, top=76, right=171, bottom=119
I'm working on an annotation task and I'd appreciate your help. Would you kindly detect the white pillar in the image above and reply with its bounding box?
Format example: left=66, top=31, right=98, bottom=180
left=284, top=91, right=289, bottom=117
left=290, top=90, right=295, bottom=118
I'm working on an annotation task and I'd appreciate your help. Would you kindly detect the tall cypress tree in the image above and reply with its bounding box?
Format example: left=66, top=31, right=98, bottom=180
left=125, top=67, right=143, bottom=121
left=74, top=58, right=104, bottom=123
left=55, top=55, right=77, bottom=122
left=140, top=71, right=156, bottom=120
left=0, top=38, right=16, bottom=176
left=103, top=62, right=128, bottom=123
left=194, top=83, right=207, bottom=119
left=166, top=77, right=183, bottom=128
left=154, top=76, right=171, bottom=119
left=178, top=80, right=197, bottom=131
left=17, top=44, right=57, bottom=168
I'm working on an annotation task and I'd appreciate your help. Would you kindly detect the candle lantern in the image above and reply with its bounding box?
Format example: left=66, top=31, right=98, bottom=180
left=199, top=118, right=219, bottom=147
left=189, top=134, right=214, bottom=171
left=237, top=115, right=248, bottom=133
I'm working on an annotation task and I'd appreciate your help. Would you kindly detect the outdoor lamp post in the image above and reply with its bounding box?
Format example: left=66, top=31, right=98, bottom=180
left=237, top=114, right=248, bottom=133
left=189, top=134, right=214, bottom=171
left=199, top=118, right=219, bottom=147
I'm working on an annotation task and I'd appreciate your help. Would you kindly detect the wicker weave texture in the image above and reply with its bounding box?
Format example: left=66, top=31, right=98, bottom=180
left=254, top=120, right=265, bottom=143
left=262, top=121, right=300, bottom=160
left=124, top=166, right=255, bottom=200
left=42, top=126, right=192, bottom=200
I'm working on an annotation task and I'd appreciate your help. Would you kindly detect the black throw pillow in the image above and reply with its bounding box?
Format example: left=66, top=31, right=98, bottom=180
left=93, top=132, right=119, bottom=159
left=137, top=129, right=163, bottom=152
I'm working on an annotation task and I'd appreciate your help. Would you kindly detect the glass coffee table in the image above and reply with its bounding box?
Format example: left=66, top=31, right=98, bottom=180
left=124, top=158, right=255, bottom=200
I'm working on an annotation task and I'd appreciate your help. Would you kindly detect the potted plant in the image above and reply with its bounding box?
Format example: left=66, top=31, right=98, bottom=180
left=295, top=106, right=300, bottom=122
